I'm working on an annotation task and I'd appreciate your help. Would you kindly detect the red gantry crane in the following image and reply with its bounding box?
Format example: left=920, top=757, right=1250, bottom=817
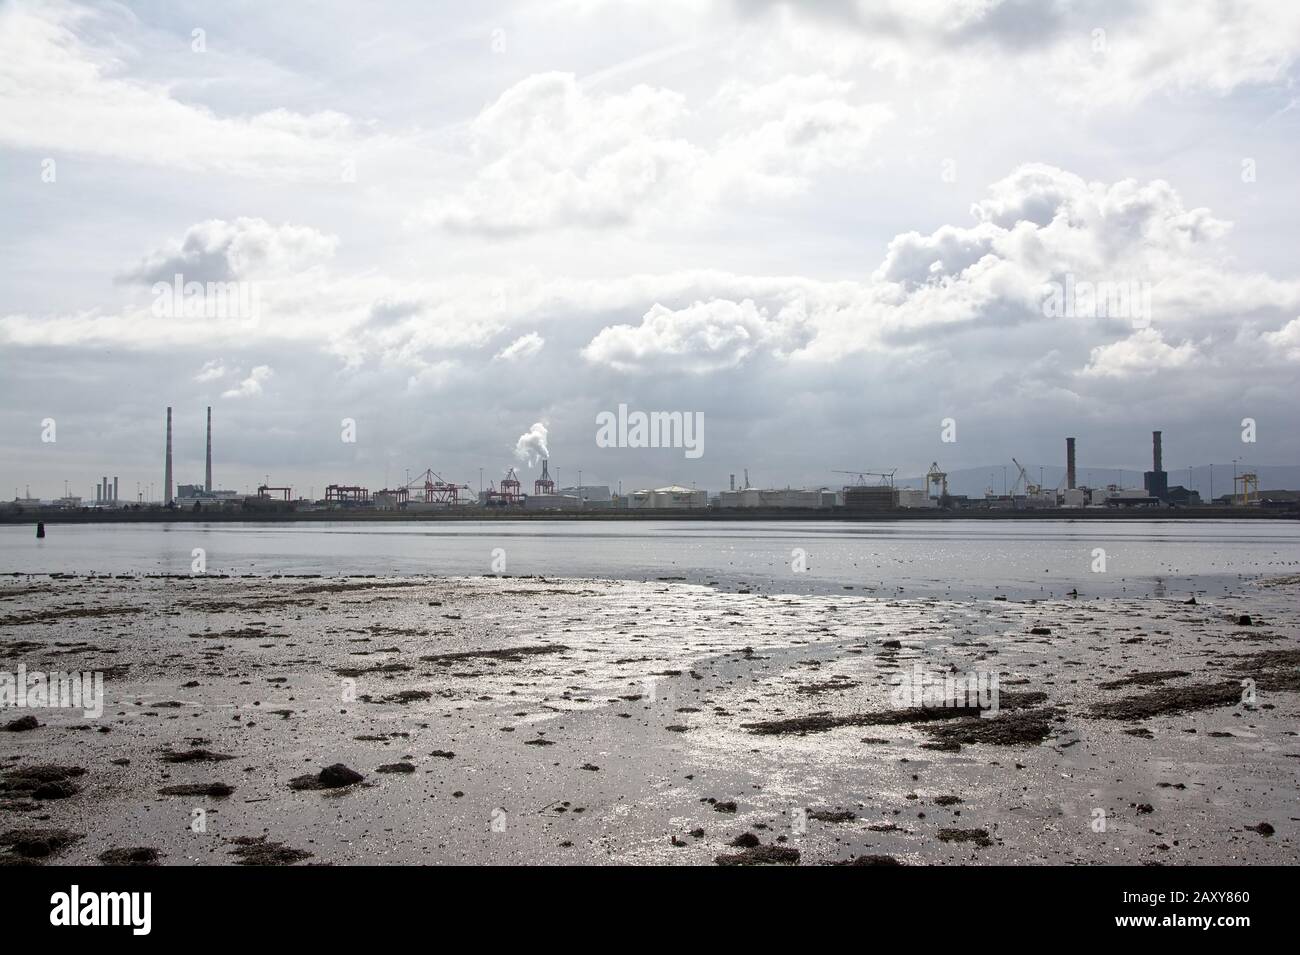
left=404, top=468, right=469, bottom=505
left=499, top=467, right=522, bottom=504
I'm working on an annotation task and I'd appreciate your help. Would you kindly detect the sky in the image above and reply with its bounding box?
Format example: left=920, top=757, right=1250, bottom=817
left=2, top=0, right=1299, bottom=501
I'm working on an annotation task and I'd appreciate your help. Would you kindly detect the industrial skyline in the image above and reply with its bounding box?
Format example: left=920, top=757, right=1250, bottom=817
left=7, top=405, right=1290, bottom=509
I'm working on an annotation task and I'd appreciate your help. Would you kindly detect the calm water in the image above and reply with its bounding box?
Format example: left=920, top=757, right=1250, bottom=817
left=3, top=520, right=1298, bottom=599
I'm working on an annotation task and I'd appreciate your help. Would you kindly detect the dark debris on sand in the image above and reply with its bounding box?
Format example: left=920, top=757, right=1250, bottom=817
left=1098, top=670, right=1190, bottom=690
left=743, top=692, right=1049, bottom=738
left=1088, top=683, right=1240, bottom=720
left=1232, top=648, right=1300, bottom=692
left=98, top=846, right=161, bottom=866
left=808, top=808, right=856, bottom=822
left=921, top=709, right=1055, bottom=746
left=373, top=690, right=432, bottom=705
left=938, top=827, right=993, bottom=847
left=289, top=763, right=365, bottom=790
left=832, top=854, right=904, bottom=865
left=0, top=765, right=86, bottom=800
left=226, top=835, right=314, bottom=865
left=158, top=782, right=234, bottom=797
left=420, top=644, right=569, bottom=665
left=160, top=748, right=235, bottom=763
left=0, top=827, right=83, bottom=860
left=715, top=845, right=801, bottom=866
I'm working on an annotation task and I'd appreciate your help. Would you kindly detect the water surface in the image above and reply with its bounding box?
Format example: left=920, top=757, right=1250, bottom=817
left=4, top=519, right=1296, bottom=599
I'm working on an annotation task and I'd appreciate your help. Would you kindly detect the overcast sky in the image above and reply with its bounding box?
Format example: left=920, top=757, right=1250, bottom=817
left=3, top=0, right=1299, bottom=500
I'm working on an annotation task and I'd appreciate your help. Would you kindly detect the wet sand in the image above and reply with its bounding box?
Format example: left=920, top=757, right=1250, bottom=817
left=1, top=572, right=1297, bottom=865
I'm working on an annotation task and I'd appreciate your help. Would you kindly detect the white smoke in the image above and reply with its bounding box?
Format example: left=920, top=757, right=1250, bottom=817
left=513, top=421, right=549, bottom=468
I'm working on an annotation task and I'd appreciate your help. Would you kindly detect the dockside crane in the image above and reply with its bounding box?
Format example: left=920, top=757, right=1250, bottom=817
left=403, top=468, right=470, bottom=505
left=925, top=462, right=948, bottom=500
left=1010, top=458, right=1041, bottom=496
left=833, top=469, right=897, bottom=486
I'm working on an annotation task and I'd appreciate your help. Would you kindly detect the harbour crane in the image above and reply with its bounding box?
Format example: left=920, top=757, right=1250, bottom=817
left=1010, top=458, right=1042, bottom=496
left=833, top=469, right=897, bottom=487
left=925, top=462, right=948, bottom=500
left=403, top=468, right=470, bottom=505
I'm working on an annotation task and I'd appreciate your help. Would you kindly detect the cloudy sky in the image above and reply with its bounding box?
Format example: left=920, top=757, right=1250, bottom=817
left=3, top=0, right=1299, bottom=501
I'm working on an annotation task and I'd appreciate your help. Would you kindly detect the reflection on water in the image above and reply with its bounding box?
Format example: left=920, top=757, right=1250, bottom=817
left=2, top=519, right=1296, bottom=599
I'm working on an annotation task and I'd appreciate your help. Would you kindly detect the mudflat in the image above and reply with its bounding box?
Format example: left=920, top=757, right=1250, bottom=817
left=1, top=573, right=1296, bottom=865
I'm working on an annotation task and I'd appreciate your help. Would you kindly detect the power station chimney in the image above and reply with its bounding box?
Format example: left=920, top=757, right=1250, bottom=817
left=113, top=476, right=118, bottom=504
left=730, top=474, right=735, bottom=491
left=1066, top=438, right=1076, bottom=490
left=205, top=406, right=213, bottom=493
left=1143, top=430, right=1169, bottom=501
left=164, top=406, right=173, bottom=506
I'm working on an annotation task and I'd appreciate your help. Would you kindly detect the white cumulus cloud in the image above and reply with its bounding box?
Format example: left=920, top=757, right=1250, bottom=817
left=494, top=332, right=545, bottom=362
left=221, top=365, right=273, bottom=398
left=582, top=298, right=807, bottom=373
left=193, top=359, right=227, bottom=382
left=119, top=218, right=338, bottom=284
left=1080, top=329, right=1203, bottom=378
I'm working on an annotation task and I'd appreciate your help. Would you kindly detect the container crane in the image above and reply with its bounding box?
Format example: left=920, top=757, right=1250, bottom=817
left=833, top=469, right=896, bottom=486
left=925, top=462, right=948, bottom=500
left=404, top=468, right=469, bottom=505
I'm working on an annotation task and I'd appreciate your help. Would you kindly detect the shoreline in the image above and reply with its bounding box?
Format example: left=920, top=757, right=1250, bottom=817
left=2, top=572, right=1296, bottom=866
left=5, top=506, right=1298, bottom=526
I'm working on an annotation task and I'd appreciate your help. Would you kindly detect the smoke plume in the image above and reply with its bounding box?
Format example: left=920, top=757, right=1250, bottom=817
left=513, top=422, right=549, bottom=468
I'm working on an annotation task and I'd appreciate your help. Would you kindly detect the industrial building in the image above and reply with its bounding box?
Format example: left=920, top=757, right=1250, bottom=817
left=628, top=485, right=707, bottom=509
left=1102, top=486, right=1156, bottom=506
left=713, top=471, right=837, bottom=509
left=842, top=485, right=896, bottom=509
left=176, top=484, right=240, bottom=507
left=524, top=493, right=581, bottom=510
left=523, top=484, right=615, bottom=510
left=559, top=485, right=612, bottom=504
left=718, top=487, right=837, bottom=509
left=896, top=487, right=937, bottom=508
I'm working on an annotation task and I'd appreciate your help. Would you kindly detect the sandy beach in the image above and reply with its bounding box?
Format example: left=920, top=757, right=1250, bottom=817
left=1, top=572, right=1296, bottom=866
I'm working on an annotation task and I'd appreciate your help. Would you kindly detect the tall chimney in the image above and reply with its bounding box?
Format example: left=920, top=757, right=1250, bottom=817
left=205, top=406, right=213, bottom=493
left=1152, top=430, right=1162, bottom=473
left=113, top=476, right=118, bottom=503
left=730, top=474, right=735, bottom=491
left=1066, top=438, right=1076, bottom=490
left=164, top=406, right=173, bottom=505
